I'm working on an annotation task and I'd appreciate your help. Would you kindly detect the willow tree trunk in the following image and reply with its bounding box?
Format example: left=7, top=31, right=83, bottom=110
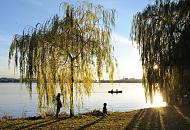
left=70, top=58, right=74, bottom=117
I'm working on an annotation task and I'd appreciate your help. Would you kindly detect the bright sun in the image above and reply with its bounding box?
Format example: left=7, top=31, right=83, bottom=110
left=153, top=64, right=159, bottom=70
left=150, top=92, right=167, bottom=108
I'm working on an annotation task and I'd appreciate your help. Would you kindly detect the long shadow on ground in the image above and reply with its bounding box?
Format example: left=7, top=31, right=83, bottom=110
left=0, top=121, right=27, bottom=130
left=138, top=108, right=161, bottom=130
left=125, top=108, right=161, bottom=130
left=125, top=109, right=145, bottom=130
left=125, top=106, right=190, bottom=130
left=28, top=116, right=70, bottom=129
left=162, top=106, right=190, bottom=130
left=4, top=116, right=70, bottom=130
left=76, top=116, right=105, bottom=130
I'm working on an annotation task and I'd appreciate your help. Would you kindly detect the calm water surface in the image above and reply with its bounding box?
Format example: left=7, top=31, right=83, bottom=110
left=0, top=83, right=152, bottom=117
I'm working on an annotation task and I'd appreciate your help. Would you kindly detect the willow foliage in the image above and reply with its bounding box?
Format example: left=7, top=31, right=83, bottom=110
left=9, top=2, right=116, bottom=116
left=131, top=0, right=190, bottom=104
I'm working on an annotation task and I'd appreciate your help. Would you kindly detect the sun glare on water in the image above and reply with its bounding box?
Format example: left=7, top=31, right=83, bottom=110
left=150, top=92, right=167, bottom=108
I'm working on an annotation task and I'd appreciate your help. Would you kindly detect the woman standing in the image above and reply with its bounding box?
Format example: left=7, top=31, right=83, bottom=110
left=56, top=93, right=62, bottom=118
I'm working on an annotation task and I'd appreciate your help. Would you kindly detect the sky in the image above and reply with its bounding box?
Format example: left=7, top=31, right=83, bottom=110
left=0, top=0, right=153, bottom=79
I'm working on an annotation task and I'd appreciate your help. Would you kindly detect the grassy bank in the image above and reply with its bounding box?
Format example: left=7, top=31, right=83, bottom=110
left=0, top=106, right=190, bottom=130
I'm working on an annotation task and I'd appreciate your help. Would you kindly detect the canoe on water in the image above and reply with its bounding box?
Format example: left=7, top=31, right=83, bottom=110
left=108, top=89, right=122, bottom=93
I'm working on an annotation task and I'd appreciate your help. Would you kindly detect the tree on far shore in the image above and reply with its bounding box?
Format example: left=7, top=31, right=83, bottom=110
left=9, top=2, right=117, bottom=116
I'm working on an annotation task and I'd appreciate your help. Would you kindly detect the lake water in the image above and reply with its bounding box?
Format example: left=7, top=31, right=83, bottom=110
left=0, top=83, right=161, bottom=117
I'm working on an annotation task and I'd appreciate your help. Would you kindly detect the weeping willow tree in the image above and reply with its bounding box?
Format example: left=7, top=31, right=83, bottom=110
left=9, top=2, right=117, bottom=116
left=131, top=0, right=190, bottom=105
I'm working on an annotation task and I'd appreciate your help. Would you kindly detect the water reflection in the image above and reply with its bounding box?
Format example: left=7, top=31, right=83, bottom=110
left=0, top=83, right=167, bottom=117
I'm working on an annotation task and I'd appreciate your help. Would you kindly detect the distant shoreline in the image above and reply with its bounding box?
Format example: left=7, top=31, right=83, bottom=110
left=0, top=77, right=142, bottom=83
left=97, top=79, right=142, bottom=83
left=0, top=77, right=20, bottom=83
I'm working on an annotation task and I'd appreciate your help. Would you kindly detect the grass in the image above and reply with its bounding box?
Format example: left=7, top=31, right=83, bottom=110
left=0, top=105, right=190, bottom=130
